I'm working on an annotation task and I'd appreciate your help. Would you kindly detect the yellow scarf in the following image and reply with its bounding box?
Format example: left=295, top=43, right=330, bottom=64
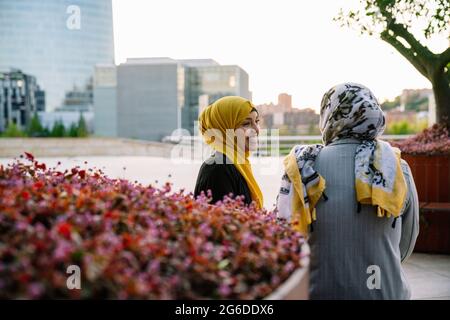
left=198, top=96, right=264, bottom=209
left=283, top=148, right=326, bottom=235
left=355, top=141, right=407, bottom=218
left=282, top=141, right=407, bottom=235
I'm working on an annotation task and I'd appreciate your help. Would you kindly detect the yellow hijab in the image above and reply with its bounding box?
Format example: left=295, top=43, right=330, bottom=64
left=198, top=96, right=264, bottom=209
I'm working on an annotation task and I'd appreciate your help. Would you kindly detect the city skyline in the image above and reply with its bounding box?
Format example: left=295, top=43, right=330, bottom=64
left=112, top=0, right=447, bottom=110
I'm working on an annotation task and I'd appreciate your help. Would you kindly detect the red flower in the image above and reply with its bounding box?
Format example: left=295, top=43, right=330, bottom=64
left=18, top=273, right=31, bottom=284
left=33, top=181, right=44, bottom=190
left=21, top=191, right=30, bottom=200
left=78, top=170, right=86, bottom=179
left=122, top=233, right=133, bottom=248
left=104, top=210, right=120, bottom=220
left=57, top=222, right=72, bottom=239
left=24, top=152, right=34, bottom=161
left=35, top=162, right=46, bottom=171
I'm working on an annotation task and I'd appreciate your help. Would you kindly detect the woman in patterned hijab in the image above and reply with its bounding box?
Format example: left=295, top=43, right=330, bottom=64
left=276, top=82, right=419, bottom=300
left=277, top=83, right=407, bottom=235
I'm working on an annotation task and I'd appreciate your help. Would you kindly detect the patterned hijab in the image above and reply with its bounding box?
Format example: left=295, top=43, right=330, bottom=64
left=320, top=83, right=386, bottom=145
left=277, top=83, right=407, bottom=235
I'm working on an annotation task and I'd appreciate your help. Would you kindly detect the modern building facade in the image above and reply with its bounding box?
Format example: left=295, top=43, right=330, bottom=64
left=0, top=69, right=45, bottom=132
left=116, top=58, right=181, bottom=141
left=181, top=60, right=252, bottom=133
left=0, top=0, right=114, bottom=111
left=93, top=58, right=252, bottom=141
left=93, top=64, right=117, bottom=137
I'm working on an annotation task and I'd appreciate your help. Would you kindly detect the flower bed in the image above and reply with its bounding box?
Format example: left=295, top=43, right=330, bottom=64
left=0, top=153, right=307, bottom=299
left=391, top=123, right=450, bottom=156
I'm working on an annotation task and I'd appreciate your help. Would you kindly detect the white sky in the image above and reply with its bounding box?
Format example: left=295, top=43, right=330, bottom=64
left=112, top=0, right=448, bottom=110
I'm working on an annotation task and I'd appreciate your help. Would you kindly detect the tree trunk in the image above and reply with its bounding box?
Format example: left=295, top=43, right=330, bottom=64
left=431, top=69, right=450, bottom=129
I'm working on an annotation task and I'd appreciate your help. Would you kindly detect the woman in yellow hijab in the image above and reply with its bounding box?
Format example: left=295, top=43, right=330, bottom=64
left=194, top=96, right=264, bottom=209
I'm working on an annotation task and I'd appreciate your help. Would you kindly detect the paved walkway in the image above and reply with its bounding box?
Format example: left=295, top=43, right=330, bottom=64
left=404, top=253, right=450, bottom=299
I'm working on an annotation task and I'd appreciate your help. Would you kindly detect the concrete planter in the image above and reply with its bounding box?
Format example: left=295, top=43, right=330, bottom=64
left=402, top=154, right=450, bottom=254
left=265, top=243, right=310, bottom=300
left=402, top=154, right=449, bottom=203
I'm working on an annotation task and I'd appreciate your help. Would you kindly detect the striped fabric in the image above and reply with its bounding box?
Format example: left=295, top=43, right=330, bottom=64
left=308, top=139, right=419, bottom=299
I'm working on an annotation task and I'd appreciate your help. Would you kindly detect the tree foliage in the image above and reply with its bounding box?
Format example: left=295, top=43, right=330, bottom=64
left=336, top=0, right=450, bottom=127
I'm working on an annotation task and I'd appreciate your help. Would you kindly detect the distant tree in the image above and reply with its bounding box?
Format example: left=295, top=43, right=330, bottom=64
left=336, top=0, right=450, bottom=128
left=76, top=113, right=88, bottom=137
left=386, top=120, right=412, bottom=134
left=50, top=120, right=66, bottom=137
left=42, top=126, right=51, bottom=137
left=307, top=122, right=320, bottom=135
left=26, top=113, right=45, bottom=137
left=381, top=96, right=401, bottom=110
left=68, top=123, right=78, bottom=137
left=1, top=122, right=27, bottom=137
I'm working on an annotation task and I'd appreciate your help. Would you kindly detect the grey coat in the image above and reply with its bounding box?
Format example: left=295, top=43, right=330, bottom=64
left=308, top=138, right=419, bottom=300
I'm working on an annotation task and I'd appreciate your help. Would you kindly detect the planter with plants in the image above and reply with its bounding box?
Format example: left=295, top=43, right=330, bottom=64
left=0, top=153, right=309, bottom=299
left=392, top=124, right=450, bottom=254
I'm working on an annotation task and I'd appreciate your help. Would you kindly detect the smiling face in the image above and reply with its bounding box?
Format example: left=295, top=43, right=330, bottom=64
left=235, top=110, right=260, bottom=153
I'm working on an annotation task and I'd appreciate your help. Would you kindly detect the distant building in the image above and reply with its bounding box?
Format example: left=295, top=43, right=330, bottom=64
left=399, top=88, right=432, bottom=112
left=93, top=58, right=252, bottom=141
left=93, top=65, right=117, bottom=137
left=278, top=93, right=292, bottom=110
left=428, top=94, right=436, bottom=126
left=56, top=78, right=94, bottom=113
left=180, top=59, right=252, bottom=133
left=261, top=108, right=320, bottom=134
left=35, top=88, right=46, bottom=112
left=0, top=69, right=45, bottom=132
left=0, top=0, right=115, bottom=111
left=255, top=95, right=320, bottom=134
left=116, top=58, right=180, bottom=141
left=385, top=109, right=417, bottom=124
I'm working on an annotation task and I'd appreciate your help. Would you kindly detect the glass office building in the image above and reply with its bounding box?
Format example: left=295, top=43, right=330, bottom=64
left=180, top=60, right=252, bottom=133
left=0, top=0, right=114, bottom=111
left=0, top=69, right=44, bottom=132
left=93, top=58, right=252, bottom=141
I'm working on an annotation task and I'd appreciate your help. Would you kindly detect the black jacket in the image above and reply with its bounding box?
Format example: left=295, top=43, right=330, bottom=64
left=194, top=152, right=252, bottom=205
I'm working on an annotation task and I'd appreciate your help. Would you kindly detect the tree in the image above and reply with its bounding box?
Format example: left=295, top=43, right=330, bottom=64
left=50, top=120, right=66, bottom=137
left=76, top=113, right=88, bottom=137
left=387, top=120, right=413, bottom=134
left=68, top=123, right=78, bottom=137
left=336, top=0, right=450, bottom=128
left=1, top=122, right=26, bottom=137
left=26, top=113, right=45, bottom=137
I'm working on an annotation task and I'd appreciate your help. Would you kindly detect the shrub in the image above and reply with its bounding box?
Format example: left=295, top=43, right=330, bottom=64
left=0, top=153, right=306, bottom=299
left=1, top=123, right=26, bottom=137
left=391, top=123, right=450, bottom=155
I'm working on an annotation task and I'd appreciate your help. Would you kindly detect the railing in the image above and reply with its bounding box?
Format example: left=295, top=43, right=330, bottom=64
left=162, top=134, right=413, bottom=157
